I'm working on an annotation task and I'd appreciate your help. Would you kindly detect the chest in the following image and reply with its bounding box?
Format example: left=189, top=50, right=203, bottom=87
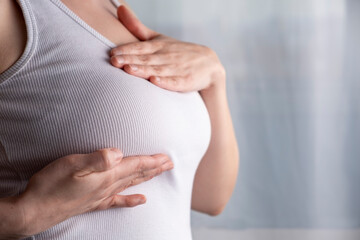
left=0, top=48, right=211, bottom=181
left=60, top=0, right=138, bottom=46
left=0, top=0, right=211, bottom=183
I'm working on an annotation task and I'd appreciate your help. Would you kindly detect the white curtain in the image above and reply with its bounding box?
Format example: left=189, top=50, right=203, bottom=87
left=129, top=0, right=359, bottom=239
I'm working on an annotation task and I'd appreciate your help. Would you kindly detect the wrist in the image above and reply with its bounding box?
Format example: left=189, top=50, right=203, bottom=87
left=16, top=190, right=58, bottom=237
left=201, top=66, right=226, bottom=97
left=13, top=194, right=35, bottom=236
left=0, top=196, right=32, bottom=239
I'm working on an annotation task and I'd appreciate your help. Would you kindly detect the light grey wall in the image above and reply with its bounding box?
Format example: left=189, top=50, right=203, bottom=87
left=128, top=0, right=360, bottom=230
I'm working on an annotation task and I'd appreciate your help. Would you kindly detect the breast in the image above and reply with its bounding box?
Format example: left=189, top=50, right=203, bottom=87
left=0, top=42, right=211, bottom=188
left=0, top=63, right=211, bottom=237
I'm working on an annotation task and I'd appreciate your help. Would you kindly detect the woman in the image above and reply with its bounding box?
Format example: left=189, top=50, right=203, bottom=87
left=0, top=0, right=239, bottom=239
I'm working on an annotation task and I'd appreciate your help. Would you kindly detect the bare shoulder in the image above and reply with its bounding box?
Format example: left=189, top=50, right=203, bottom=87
left=0, top=0, right=27, bottom=74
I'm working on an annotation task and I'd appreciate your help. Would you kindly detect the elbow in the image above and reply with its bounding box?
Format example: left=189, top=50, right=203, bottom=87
left=207, top=205, right=226, bottom=216
left=198, top=204, right=226, bottom=217
left=195, top=202, right=227, bottom=217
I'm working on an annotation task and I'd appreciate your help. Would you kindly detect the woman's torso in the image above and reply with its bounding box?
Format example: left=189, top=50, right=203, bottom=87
left=0, top=0, right=211, bottom=239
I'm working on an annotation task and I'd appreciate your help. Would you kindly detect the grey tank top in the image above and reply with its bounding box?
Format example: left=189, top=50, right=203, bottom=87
left=0, top=0, right=211, bottom=239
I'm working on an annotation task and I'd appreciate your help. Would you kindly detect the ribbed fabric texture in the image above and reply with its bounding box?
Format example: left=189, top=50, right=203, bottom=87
left=0, top=0, right=211, bottom=239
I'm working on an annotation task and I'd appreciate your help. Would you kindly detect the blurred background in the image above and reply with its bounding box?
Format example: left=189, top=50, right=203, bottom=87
left=129, top=0, right=360, bottom=239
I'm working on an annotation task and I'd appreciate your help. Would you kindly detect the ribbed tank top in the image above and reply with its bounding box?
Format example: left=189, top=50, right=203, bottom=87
left=0, top=0, right=211, bottom=239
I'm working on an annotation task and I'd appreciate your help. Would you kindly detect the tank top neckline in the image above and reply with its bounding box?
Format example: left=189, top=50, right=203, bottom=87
left=50, top=0, right=117, bottom=49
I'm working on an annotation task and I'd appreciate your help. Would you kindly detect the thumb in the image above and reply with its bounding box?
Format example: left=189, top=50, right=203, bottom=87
left=72, top=148, right=123, bottom=176
left=117, top=5, right=159, bottom=41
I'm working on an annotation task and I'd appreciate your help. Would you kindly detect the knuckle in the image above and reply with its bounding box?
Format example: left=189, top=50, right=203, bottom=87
left=127, top=178, right=136, bottom=188
left=138, top=170, right=146, bottom=179
left=134, top=43, right=143, bottom=51
left=115, top=148, right=124, bottom=159
left=155, top=167, right=163, bottom=176
left=131, top=178, right=137, bottom=186
left=97, top=149, right=112, bottom=169
left=111, top=47, right=120, bottom=56
left=171, top=77, right=179, bottom=86
left=153, top=66, right=163, bottom=75
left=138, top=55, right=151, bottom=64
left=145, top=175, right=154, bottom=181
left=135, top=156, right=146, bottom=172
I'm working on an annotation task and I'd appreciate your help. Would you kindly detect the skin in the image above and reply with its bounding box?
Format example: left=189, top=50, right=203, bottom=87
left=0, top=0, right=239, bottom=237
left=0, top=0, right=27, bottom=74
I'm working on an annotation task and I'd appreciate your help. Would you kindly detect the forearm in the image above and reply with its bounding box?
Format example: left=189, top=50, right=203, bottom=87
left=0, top=193, right=55, bottom=239
left=0, top=196, right=29, bottom=240
left=191, top=77, right=239, bottom=216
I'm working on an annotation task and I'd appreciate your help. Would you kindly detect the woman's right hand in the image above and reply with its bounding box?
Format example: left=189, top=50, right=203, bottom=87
left=15, top=148, right=173, bottom=237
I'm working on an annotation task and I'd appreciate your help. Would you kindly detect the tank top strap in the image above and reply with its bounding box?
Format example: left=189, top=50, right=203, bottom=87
left=111, top=0, right=122, bottom=8
left=49, top=0, right=117, bottom=48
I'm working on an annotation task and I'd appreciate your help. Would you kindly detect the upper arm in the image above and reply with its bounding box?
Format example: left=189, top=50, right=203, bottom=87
left=0, top=0, right=27, bottom=75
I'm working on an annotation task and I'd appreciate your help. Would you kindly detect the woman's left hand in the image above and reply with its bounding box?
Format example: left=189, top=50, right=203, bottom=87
left=110, top=5, right=225, bottom=93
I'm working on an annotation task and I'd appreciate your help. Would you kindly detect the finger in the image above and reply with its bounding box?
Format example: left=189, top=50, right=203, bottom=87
left=96, top=194, right=146, bottom=210
left=117, top=5, right=159, bottom=41
left=111, top=194, right=147, bottom=208
left=149, top=75, right=191, bottom=92
left=110, top=53, right=178, bottom=68
left=122, top=64, right=179, bottom=79
left=126, top=161, right=174, bottom=187
left=110, top=41, right=163, bottom=56
left=112, top=160, right=174, bottom=192
left=72, top=148, right=123, bottom=177
left=88, top=154, right=172, bottom=191
left=111, top=154, right=172, bottom=180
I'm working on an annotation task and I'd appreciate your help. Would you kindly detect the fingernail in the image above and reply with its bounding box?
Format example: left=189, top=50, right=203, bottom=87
left=154, top=154, right=169, bottom=164
left=154, top=76, right=161, bottom=84
left=115, top=56, right=124, bottom=64
left=164, top=162, right=174, bottom=170
left=111, top=49, right=121, bottom=56
left=137, top=197, right=146, bottom=204
left=129, top=65, right=138, bottom=71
